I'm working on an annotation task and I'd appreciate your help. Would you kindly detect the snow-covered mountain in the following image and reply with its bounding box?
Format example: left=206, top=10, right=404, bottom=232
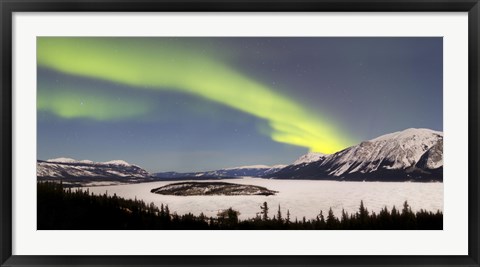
left=37, top=158, right=151, bottom=185
left=46, top=158, right=139, bottom=168
left=38, top=128, right=442, bottom=184
left=293, top=152, right=327, bottom=165
left=102, top=159, right=138, bottom=167
left=46, top=157, right=78, bottom=163
left=268, top=128, right=443, bottom=182
left=415, top=138, right=443, bottom=169
left=153, top=164, right=287, bottom=180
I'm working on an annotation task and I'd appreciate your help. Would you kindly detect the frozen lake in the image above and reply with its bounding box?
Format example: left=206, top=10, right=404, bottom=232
left=84, top=178, right=443, bottom=220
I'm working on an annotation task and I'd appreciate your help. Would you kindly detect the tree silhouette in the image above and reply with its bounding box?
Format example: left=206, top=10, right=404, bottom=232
left=326, top=208, right=339, bottom=229
left=260, top=202, right=269, bottom=221
left=277, top=205, right=283, bottom=223
left=217, top=207, right=240, bottom=228
left=37, top=181, right=443, bottom=230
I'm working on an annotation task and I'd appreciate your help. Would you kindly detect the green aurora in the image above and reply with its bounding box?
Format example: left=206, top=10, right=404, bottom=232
left=38, top=83, right=155, bottom=121
left=37, top=37, right=355, bottom=154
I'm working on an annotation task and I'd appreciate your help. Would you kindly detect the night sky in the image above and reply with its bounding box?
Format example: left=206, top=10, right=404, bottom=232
left=37, top=37, right=442, bottom=172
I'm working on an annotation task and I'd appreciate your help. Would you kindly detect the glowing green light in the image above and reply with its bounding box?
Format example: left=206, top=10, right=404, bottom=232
left=37, top=85, right=153, bottom=121
left=37, top=37, right=354, bottom=153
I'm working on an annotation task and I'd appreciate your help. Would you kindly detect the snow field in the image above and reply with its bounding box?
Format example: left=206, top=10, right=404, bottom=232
left=83, top=177, right=443, bottom=221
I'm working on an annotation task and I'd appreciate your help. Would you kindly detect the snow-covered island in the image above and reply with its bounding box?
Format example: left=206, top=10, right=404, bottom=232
left=150, top=181, right=278, bottom=196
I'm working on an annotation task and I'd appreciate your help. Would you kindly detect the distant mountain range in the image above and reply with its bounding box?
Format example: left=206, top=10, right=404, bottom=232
left=268, top=128, right=443, bottom=182
left=37, top=128, right=443, bottom=185
left=152, top=165, right=287, bottom=180
left=37, top=158, right=151, bottom=186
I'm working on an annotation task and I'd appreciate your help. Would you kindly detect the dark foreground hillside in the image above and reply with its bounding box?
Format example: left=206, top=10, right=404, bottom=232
left=38, top=182, right=443, bottom=230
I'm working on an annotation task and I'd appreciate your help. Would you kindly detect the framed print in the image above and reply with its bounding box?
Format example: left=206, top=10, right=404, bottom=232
left=1, top=0, right=479, bottom=266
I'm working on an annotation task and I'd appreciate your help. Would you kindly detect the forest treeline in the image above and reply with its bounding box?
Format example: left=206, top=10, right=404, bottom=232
left=38, top=181, right=443, bottom=230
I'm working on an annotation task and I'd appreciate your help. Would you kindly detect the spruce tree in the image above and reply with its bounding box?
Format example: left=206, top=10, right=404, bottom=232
left=317, top=210, right=326, bottom=229
left=358, top=200, right=369, bottom=227
left=319, top=210, right=325, bottom=223
left=160, top=203, right=165, bottom=217
left=341, top=209, right=349, bottom=229
left=277, top=204, right=283, bottom=223
left=326, top=208, right=338, bottom=229
left=165, top=205, right=171, bottom=222
left=260, top=202, right=269, bottom=221
left=402, top=201, right=411, bottom=216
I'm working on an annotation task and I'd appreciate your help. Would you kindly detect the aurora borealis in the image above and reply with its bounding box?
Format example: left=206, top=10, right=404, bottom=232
left=37, top=37, right=442, bottom=172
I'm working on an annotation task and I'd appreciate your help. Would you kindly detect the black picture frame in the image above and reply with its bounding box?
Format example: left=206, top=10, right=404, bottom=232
left=1, top=0, right=479, bottom=266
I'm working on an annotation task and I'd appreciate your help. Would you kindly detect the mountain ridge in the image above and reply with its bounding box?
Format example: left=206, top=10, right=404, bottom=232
left=37, top=158, right=151, bottom=186
left=37, top=128, right=443, bottom=184
left=267, top=128, right=443, bottom=182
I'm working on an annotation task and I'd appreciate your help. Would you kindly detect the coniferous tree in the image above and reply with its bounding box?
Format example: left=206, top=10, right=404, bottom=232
left=341, top=209, right=349, bottom=229
left=326, top=208, right=338, bottom=229
left=277, top=204, right=283, bottom=223
left=391, top=205, right=399, bottom=228
left=314, top=210, right=326, bottom=229
left=217, top=207, right=240, bottom=228
left=378, top=206, right=391, bottom=228
left=165, top=205, right=171, bottom=222
left=160, top=203, right=165, bottom=217
left=401, top=201, right=415, bottom=229
left=319, top=210, right=325, bottom=223
left=199, top=212, right=207, bottom=223
left=358, top=200, right=369, bottom=228
left=402, top=201, right=409, bottom=214
left=260, top=202, right=269, bottom=221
